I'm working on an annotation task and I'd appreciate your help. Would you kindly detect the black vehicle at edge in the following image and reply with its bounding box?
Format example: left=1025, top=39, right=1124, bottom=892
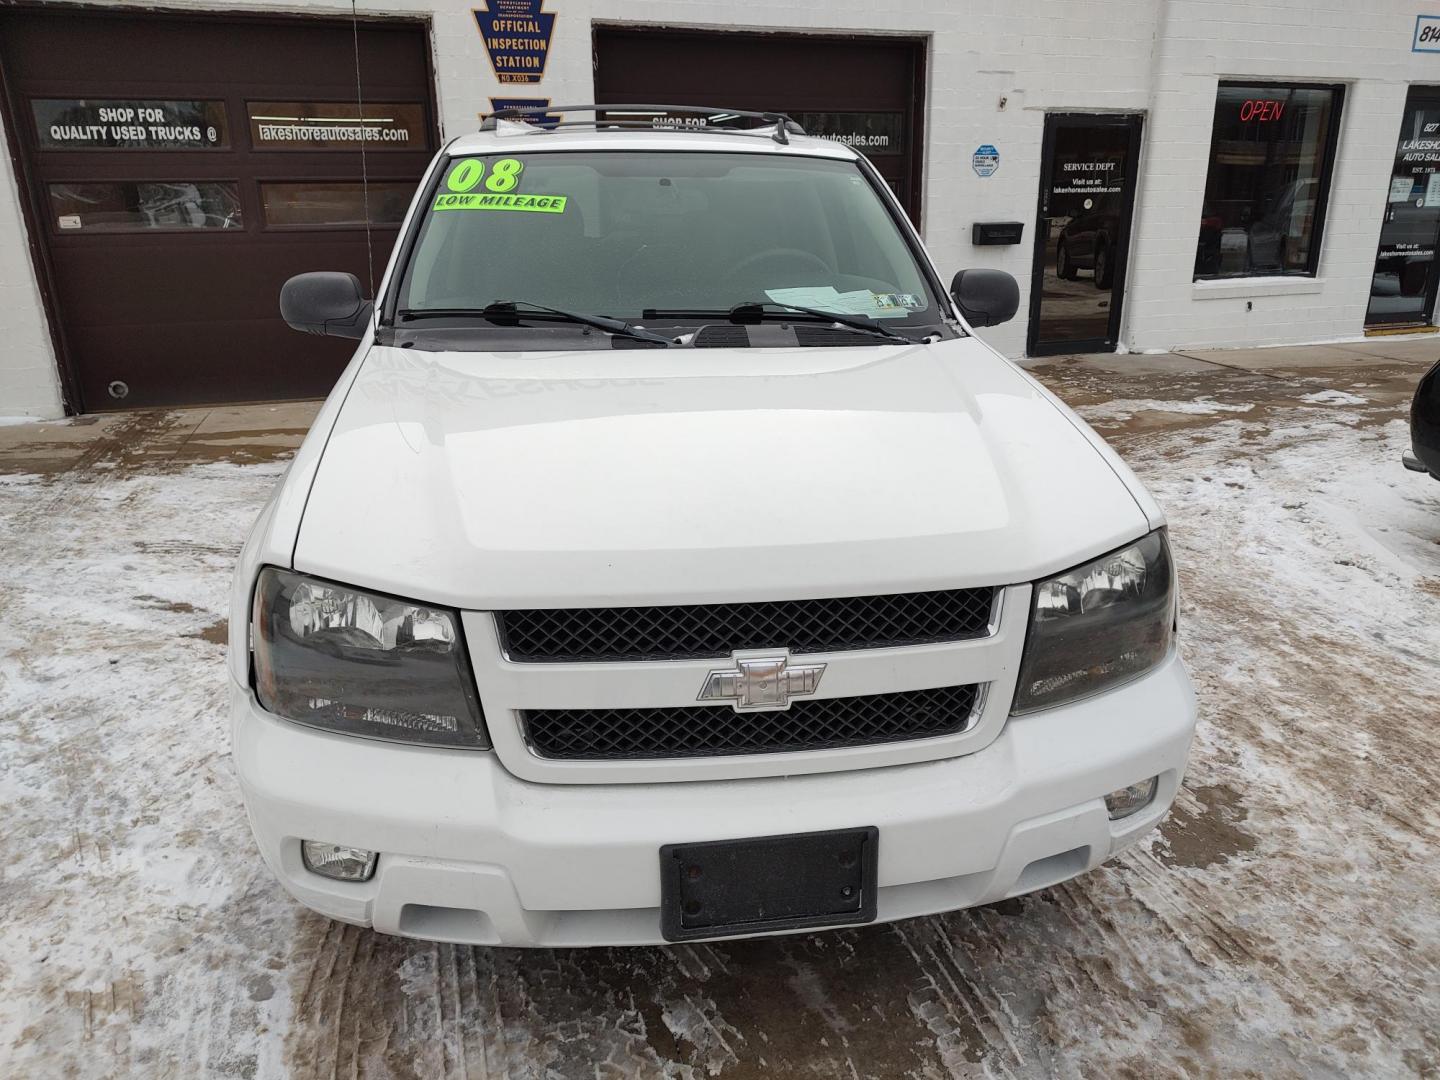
left=1056, top=209, right=1120, bottom=290
left=1405, top=358, right=1440, bottom=481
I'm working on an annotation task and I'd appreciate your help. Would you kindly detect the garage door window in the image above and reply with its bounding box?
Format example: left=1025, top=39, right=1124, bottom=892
left=1194, top=83, right=1343, bottom=279
left=248, top=102, right=427, bottom=150
left=32, top=99, right=229, bottom=150
left=260, top=180, right=414, bottom=227
left=792, top=112, right=905, bottom=155
left=48, top=181, right=242, bottom=232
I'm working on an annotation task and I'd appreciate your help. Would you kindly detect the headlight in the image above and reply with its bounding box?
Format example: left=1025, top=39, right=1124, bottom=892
left=251, top=568, right=489, bottom=748
left=1011, top=531, right=1175, bottom=714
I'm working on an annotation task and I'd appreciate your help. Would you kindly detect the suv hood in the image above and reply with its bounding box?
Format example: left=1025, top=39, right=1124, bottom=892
left=294, top=339, right=1150, bottom=608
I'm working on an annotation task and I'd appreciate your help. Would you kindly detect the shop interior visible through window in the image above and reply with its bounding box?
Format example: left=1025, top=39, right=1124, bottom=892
left=1194, top=82, right=1343, bottom=280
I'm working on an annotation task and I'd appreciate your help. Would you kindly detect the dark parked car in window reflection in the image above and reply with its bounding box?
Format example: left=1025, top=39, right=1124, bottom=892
left=1369, top=194, right=1440, bottom=310
left=1056, top=209, right=1119, bottom=289
left=1245, top=178, right=1317, bottom=273
left=1195, top=179, right=1318, bottom=277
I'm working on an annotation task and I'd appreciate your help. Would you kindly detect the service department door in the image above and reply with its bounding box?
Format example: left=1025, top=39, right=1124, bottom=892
left=594, top=28, right=926, bottom=225
left=1028, top=114, right=1143, bottom=356
left=0, top=9, right=436, bottom=410
left=1367, top=87, right=1440, bottom=328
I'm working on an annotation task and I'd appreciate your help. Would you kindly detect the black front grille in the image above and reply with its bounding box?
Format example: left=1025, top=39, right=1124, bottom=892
left=523, top=684, right=979, bottom=760
left=496, top=588, right=994, bottom=663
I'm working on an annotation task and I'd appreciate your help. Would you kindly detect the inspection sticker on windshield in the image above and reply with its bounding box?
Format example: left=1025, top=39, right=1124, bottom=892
left=766, top=286, right=923, bottom=318
left=432, top=192, right=568, bottom=213
left=872, top=292, right=924, bottom=311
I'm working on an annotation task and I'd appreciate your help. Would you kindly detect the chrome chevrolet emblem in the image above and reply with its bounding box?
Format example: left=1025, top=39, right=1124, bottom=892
left=698, top=651, right=826, bottom=712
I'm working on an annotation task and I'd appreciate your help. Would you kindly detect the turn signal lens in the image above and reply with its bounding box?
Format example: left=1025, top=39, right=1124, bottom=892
left=301, top=840, right=377, bottom=882
left=1104, top=777, right=1159, bottom=820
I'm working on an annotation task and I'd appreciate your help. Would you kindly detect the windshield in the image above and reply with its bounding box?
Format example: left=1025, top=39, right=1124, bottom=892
left=395, top=150, right=943, bottom=327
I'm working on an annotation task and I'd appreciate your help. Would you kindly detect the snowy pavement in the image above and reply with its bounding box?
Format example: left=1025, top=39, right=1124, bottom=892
left=2, top=349, right=1439, bottom=1078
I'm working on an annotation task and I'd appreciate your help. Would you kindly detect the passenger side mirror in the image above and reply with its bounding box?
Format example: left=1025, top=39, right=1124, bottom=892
left=950, top=269, right=1020, bottom=328
left=279, top=271, right=373, bottom=339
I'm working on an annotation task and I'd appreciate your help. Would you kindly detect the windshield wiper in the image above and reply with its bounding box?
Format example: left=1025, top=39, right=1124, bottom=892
left=731, top=302, right=915, bottom=344
left=642, top=302, right=915, bottom=344
left=398, top=301, right=671, bottom=346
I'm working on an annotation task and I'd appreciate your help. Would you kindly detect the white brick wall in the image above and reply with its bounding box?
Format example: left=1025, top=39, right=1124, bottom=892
left=1123, top=0, right=1426, bottom=353
left=2, top=0, right=1437, bottom=415
left=0, top=103, right=64, bottom=419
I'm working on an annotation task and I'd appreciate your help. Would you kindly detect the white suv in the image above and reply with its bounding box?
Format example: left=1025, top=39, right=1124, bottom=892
left=229, top=106, right=1195, bottom=946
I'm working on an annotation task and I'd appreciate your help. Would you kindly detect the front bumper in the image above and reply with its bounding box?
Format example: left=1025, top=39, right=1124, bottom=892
left=232, top=654, right=1196, bottom=947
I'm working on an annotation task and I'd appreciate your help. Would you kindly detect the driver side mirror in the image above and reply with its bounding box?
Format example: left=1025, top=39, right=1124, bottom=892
left=950, top=269, right=1019, bottom=328
left=280, top=271, right=373, bottom=339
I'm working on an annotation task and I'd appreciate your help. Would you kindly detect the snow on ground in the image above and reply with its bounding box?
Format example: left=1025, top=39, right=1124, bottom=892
left=1073, top=397, right=1255, bottom=421
left=1090, top=405, right=1440, bottom=1076
left=1, top=363, right=1438, bottom=1079
left=0, top=416, right=299, bottom=1079
left=1298, top=389, right=1369, bottom=406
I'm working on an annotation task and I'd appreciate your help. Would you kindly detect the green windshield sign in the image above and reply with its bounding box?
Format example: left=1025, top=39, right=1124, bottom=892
left=432, top=192, right=567, bottom=213
left=435, top=156, right=563, bottom=211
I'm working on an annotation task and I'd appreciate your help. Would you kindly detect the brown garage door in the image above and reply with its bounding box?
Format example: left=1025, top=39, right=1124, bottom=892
left=593, top=28, right=926, bottom=225
left=0, top=8, right=436, bottom=411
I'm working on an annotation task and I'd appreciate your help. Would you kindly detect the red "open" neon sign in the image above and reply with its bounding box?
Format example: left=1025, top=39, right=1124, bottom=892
left=1239, top=99, right=1286, bottom=122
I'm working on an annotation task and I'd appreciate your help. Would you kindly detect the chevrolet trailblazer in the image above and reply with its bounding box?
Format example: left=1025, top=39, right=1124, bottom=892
left=229, top=105, right=1196, bottom=946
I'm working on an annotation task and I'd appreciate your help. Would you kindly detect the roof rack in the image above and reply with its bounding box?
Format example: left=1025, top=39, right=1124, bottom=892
left=478, top=103, right=806, bottom=145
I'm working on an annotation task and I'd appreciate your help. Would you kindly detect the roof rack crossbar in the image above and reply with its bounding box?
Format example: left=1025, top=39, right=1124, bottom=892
left=479, top=103, right=805, bottom=145
left=520, top=119, right=793, bottom=142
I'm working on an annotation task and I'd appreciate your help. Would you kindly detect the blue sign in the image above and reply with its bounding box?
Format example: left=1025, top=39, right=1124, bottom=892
left=489, top=97, right=559, bottom=129
left=475, top=0, right=556, bottom=84
left=1415, top=15, right=1440, bottom=52
left=972, top=144, right=1000, bottom=177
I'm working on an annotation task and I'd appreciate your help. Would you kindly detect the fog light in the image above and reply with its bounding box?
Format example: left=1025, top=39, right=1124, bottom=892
left=301, top=840, right=377, bottom=882
left=1104, top=777, right=1158, bottom=820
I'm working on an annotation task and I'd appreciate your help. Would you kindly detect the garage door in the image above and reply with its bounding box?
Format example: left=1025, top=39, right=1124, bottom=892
left=0, top=9, right=436, bottom=411
left=593, top=28, right=926, bottom=225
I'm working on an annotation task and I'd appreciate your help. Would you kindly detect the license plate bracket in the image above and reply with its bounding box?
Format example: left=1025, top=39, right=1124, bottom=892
left=659, top=827, right=878, bottom=942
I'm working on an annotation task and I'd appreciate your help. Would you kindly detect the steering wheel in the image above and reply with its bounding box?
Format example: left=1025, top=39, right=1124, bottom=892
left=721, top=247, right=833, bottom=287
